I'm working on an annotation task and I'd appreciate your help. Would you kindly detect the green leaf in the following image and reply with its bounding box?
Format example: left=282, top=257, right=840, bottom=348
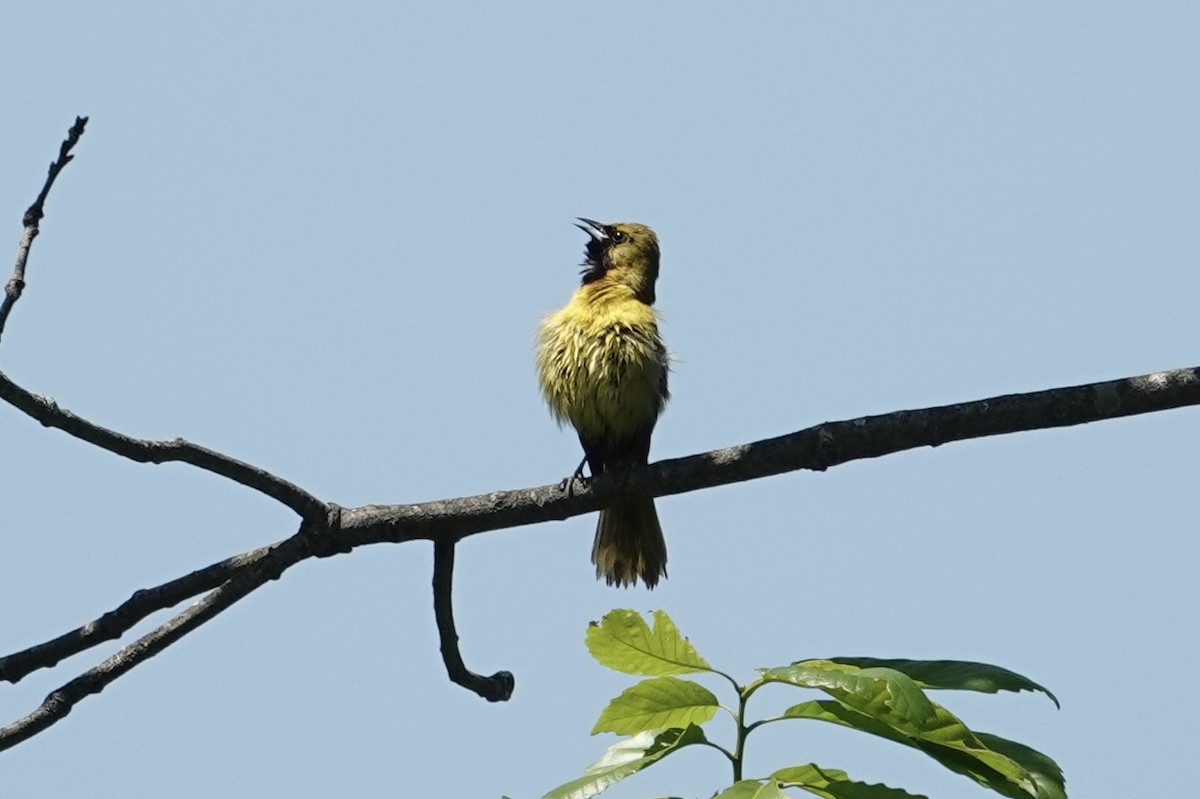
left=761, top=660, right=936, bottom=727
left=771, top=763, right=928, bottom=798
left=591, top=676, right=719, bottom=735
left=586, top=609, right=712, bottom=676
left=976, top=733, right=1066, bottom=799
left=781, top=700, right=1043, bottom=798
left=540, top=725, right=707, bottom=799
left=713, top=780, right=790, bottom=799
left=826, top=658, right=1059, bottom=708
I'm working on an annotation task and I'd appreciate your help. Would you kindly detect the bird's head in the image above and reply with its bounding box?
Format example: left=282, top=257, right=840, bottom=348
left=576, top=218, right=661, bottom=304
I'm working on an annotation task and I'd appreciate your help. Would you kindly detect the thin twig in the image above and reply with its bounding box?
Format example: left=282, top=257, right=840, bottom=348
left=0, top=116, right=87, bottom=344
left=432, top=538, right=514, bottom=702
left=0, top=370, right=324, bottom=518
left=0, top=118, right=323, bottom=519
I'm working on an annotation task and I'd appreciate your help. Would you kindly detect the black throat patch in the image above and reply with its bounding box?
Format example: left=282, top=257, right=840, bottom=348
left=580, top=235, right=610, bottom=284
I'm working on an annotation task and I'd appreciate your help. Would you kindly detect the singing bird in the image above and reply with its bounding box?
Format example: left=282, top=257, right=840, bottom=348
left=536, top=219, right=670, bottom=588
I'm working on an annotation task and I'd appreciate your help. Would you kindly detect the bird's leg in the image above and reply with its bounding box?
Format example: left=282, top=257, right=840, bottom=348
left=558, top=454, right=590, bottom=495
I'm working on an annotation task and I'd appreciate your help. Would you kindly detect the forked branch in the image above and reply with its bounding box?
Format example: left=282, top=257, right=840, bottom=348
left=3, top=118, right=1199, bottom=751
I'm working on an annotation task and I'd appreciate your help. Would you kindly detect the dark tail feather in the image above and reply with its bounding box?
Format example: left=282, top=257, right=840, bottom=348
left=592, top=498, right=667, bottom=589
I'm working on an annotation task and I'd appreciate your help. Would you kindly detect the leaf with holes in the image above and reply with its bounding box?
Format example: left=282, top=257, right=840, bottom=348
left=771, top=763, right=928, bottom=798
left=712, top=780, right=791, bottom=799
left=586, top=609, right=711, bottom=676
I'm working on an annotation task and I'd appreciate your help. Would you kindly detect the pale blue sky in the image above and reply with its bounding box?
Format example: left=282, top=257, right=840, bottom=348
left=2, top=3, right=1198, bottom=797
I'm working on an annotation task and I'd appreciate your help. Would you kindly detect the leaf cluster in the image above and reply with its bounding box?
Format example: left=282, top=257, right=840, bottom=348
left=539, top=610, right=1064, bottom=799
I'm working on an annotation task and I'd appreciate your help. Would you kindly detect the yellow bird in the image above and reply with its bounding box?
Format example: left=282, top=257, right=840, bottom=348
left=536, top=219, right=670, bottom=588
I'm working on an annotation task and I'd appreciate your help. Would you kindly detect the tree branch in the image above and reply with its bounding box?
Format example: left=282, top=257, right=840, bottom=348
left=6, top=362, right=1197, bottom=698
left=0, top=542, right=276, bottom=684
left=0, top=515, right=330, bottom=753
left=334, top=364, right=1200, bottom=547
left=5, top=118, right=1200, bottom=748
left=0, top=118, right=323, bottom=521
left=432, top=538, right=515, bottom=702
left=0, top=572, right=271, bottom=752
left=0, top=116, right=87, bottom=344
left=0, top=372, right=325, bottom=519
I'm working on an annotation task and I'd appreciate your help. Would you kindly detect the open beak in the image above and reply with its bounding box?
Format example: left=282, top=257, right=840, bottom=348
left=575, top=217, right=608, bottom=241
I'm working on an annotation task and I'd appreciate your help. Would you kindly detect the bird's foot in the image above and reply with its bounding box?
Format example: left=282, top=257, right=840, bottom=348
left=558, top=456, right=590, bottom=496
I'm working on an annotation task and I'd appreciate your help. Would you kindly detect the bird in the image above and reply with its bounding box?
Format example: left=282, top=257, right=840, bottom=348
left=536, top=218, right=670, bottom=588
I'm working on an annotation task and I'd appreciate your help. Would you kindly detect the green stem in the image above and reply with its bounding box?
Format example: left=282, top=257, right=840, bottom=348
left=731, top=677, right=767, bottom=783
left=732, top=685, right=750, bottom=782
left=700, top=740, right=737, bottom=766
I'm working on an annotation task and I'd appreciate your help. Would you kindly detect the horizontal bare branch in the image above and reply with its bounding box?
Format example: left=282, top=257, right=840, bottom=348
left=337, top=365, right=1200, bottom=545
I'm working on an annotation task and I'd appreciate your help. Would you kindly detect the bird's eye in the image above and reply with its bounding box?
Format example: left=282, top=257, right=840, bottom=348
left=610, top=229, right=627, bottom=243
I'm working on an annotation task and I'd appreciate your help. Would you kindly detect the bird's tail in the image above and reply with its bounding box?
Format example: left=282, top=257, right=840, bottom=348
left=592, top=498, right=667, bottom=589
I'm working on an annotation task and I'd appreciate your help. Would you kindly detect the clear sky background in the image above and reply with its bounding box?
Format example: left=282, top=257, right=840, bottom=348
left=2, top=3, right=1198, bottom=797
